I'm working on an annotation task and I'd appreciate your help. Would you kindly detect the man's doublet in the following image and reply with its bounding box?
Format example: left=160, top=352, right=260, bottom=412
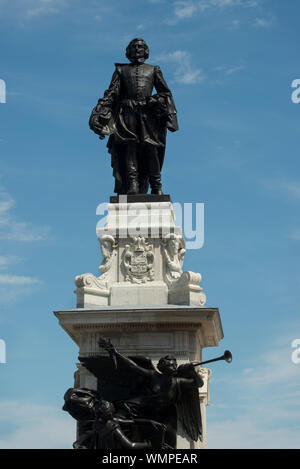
left=115, top=63, right=165, bottom=101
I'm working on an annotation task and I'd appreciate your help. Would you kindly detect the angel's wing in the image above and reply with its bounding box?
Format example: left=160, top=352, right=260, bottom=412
left=175, top=364, right=203, bottom=442
left=78, top=354, right=154, bottom=402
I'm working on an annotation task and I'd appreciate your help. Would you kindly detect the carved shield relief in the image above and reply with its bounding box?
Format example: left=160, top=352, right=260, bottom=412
left=123, top=237, right=154, bottom=284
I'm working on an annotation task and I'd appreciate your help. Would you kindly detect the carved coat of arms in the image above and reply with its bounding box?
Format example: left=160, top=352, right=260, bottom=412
left=123, top=237, right=154, bottom=284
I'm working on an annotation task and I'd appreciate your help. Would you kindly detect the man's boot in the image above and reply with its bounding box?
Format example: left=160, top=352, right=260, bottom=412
left=150, top=173, right=163, bottom=194
left=150, top=183, right=163, bottom=195
left=128, top=179, right=139, bottom=195
left=147, top=147, right=163, bottom=195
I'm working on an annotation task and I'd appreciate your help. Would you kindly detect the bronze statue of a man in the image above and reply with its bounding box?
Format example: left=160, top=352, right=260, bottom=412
left=89, top=38, right=179, bottom=195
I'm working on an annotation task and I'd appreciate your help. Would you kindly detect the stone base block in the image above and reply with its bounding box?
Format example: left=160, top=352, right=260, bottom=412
left=110, top=281, right=168, bottom=306
left=168, top=288, right=207, bottom=307
left=75, top=288, right=109, bottom=308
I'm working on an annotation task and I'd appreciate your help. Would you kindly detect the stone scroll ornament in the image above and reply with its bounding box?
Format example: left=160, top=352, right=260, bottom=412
left=75, top=235, right=117, bottom=290
left=123, top=236, right=154, bottom=284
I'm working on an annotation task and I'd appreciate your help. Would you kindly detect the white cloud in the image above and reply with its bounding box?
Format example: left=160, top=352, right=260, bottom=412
left=264, top=179, right=300, bottom=200
left=0, top=285, right=40, bottom=304
left=208, top=413, right=300, bottom=449
left=171, top=0, right=261, bottom=22
left=0, top=0, right=68, bottom=20
left=0, top=258, right=41, bottom=303
left=0, top=191, right=45, bottom=303
left=25, top=0, right=67, bottom=18
left=0, top=256, right=20, bottom=269
left=282, top=182, right=300, bottom=198
left=0, top=274, right=40, bottom=285
left=207, top=325, right=300, bottom=449
left=206, top=0, right=238, bottom=6
left=224, top=65, right=246, bottom=75
left=0, top=191, right=49, bottom=242
left=156, top=50, right=205, bottom=85
left=212, top=64, right=246, bottom=83
left=228, top=19, right=241, bottom=30
left=0, top=401, right=74, bottom=449
left=253, top=17, right=273, bottom=28
left=241, top=344, right=300, bottom=388
left=174, top=2, right=198, bottom=19
left=288, top=229, right=300, bottom=241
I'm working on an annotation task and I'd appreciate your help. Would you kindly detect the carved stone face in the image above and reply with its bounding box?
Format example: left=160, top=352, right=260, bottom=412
left=100, top=239, right=113, bottom=258
left=168, top=239, right=179, bottom=256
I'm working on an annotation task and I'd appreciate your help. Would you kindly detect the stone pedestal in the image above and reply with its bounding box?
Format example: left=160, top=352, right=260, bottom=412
left=74, top=197, right=206, bottom=308
left=55, top=195, right=224, bottom=449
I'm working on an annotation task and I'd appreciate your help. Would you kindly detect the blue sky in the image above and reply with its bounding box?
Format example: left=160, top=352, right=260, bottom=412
left=0, top=0, right=300, bottom=448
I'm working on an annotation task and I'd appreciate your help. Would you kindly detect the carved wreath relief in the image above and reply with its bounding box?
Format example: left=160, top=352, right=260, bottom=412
left=123, top=237, right=154, bottom=284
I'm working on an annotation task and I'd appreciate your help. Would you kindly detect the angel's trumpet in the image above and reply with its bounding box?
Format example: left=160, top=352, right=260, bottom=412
left=192, top=350, right=232, bottom=367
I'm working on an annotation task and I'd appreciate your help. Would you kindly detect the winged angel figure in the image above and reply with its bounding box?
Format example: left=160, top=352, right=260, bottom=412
left=78, top=338, right=204, bottom=449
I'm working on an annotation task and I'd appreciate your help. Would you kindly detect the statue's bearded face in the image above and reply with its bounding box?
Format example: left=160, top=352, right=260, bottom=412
left=126, top=39, right=149, bottom=64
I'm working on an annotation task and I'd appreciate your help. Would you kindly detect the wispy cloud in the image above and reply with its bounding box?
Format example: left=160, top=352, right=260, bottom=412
left=0, top=191, right=49, bottom=242
left=241, top=344, right=300, bottom=388
left=263, top=178, right=300, bottom=243
left=224, top=65, right=246, bottom=75
left=0, top=274, right=40, bottom=285
left=0, top=401, right=74, bottom=449
left=0, top=0, right=68, bottom=20
left=288, top=229, right=300, bottom=241
left=208, top=411, right=300, bottom=449
left=170, top=0, right=260, bottom=23
left=26, top=1, right=64, bottom=18
left=0, top=255, right=41, bottom=304
left=174, top=1, right=198, bottom=19
left=25, top=0, right=67, bottom=18
left=156, top=50, right=205, bottom=85
left=212, top=64, right=246, bottom=85
left=263, top=179, right=300, bottom=200
left=0, top=256, right=21, bottom=269
left=208, top=324, right=300, bottom=448
left=228, top=18, right=241, bottom=30
left=253, top=16, right=274, bottom=28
